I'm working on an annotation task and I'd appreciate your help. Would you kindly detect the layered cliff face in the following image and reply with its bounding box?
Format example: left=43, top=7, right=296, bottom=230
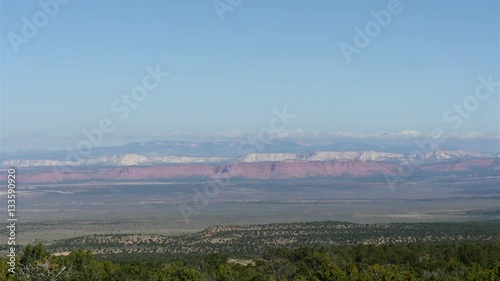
left=3, top=158, right=498, bottom=184
left=420, top=158, right=500, bottom=172
left=1, top=146, right=497, bottom=184
left=1, top=150, right=490, bottom=168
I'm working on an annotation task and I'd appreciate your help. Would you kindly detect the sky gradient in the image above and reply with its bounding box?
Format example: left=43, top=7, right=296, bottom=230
left=1, top=0, right=499, bottom=150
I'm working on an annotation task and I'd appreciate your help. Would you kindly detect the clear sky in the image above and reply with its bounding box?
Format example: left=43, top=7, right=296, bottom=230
left=1, top=0, right=499, bottom=150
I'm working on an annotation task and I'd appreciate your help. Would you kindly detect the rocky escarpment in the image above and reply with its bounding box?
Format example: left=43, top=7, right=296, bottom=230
left=2, top=150, right=489, bottom=168
left=2, top=158, right=498, bottom=184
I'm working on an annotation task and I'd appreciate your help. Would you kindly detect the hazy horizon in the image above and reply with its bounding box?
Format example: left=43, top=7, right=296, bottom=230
left=1, top=0, right=499, bottom=152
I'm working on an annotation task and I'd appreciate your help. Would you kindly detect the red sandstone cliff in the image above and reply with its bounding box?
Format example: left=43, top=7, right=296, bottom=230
left=3, top=158, right=498, bottom=184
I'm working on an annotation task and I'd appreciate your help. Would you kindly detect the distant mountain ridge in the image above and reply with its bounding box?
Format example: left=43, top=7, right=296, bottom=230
left=1, top=149, right=491, bottom=168
left=1, top=140, right=466, bottom=160
left=1, top=140, right=498, bottom=184
left=1, top=156, right=498, bottom=184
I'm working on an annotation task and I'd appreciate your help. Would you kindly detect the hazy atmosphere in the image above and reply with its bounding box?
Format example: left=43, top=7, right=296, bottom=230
left=1, top=0, right=499, bottom=151
left=1, top=1, right=499, bottom=280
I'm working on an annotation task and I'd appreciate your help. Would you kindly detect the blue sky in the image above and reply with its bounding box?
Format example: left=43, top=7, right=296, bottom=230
left=1, top=0, right=499, bottom=150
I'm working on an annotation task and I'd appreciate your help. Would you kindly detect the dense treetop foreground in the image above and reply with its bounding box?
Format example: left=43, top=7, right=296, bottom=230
left=2, top=221, right=499, bottom=280
left=1, top=242, right=500, bottom=280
